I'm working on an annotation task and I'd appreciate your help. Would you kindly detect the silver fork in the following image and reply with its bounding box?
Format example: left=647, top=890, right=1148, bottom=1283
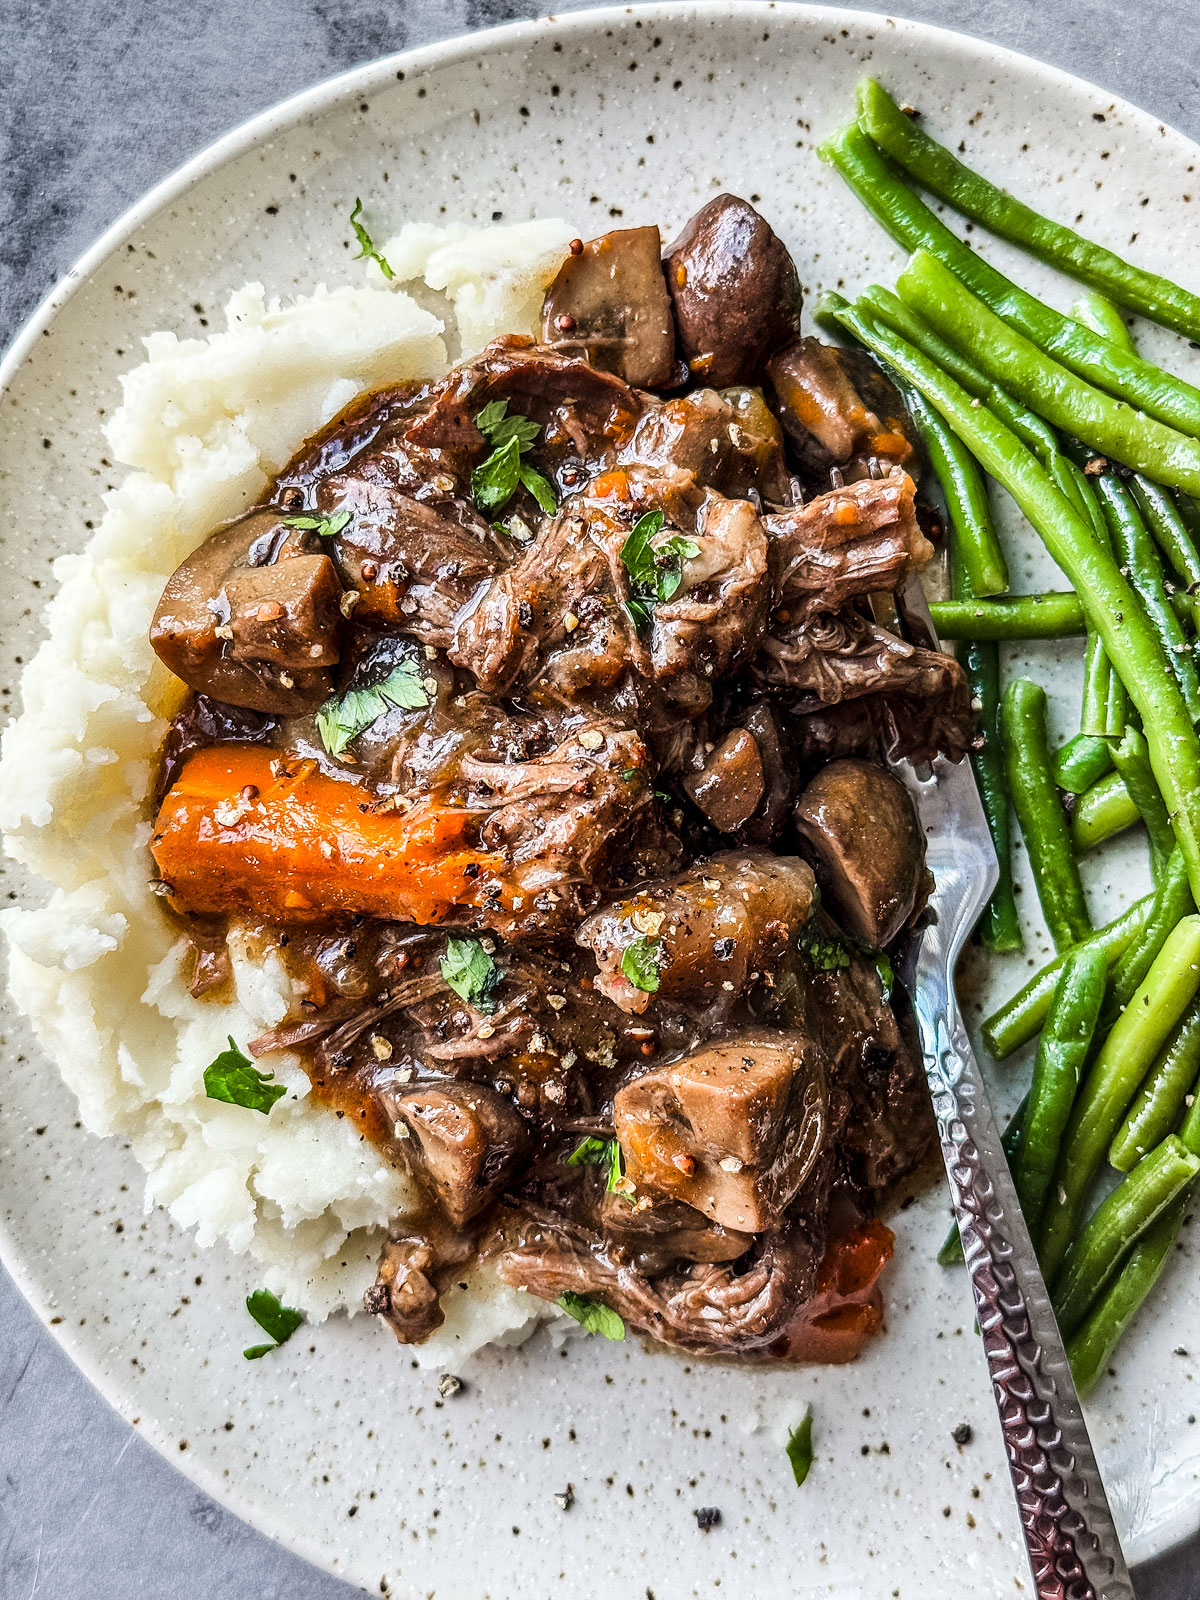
left=892, top=580, right=1134, bottom=1600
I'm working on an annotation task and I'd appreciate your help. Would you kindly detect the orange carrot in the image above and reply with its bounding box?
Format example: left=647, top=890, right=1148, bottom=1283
left=151, top=745, right=507, bottom=925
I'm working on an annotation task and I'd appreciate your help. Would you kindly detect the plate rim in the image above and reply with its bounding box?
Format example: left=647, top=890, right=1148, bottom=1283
left=2, top=0, right=1197, bottom=1581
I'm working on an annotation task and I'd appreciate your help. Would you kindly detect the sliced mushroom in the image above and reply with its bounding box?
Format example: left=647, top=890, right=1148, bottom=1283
left=387, top=1080, right=530, bottom=1227
left=577, top=851, right=815, bottom=1015
left=664, top=195, right=803, bottom=386
left=542, top=226, right=676, bottom=389
left=683, top=728, right=765, bottom=833
left=613, top=1032, right=827, bottom=1232
left=150, top=509, right=342, bottom=713
left=793, top=758, right=927, bottom=946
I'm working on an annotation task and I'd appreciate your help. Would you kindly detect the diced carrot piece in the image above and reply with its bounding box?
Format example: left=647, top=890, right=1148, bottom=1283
left=150, top=745, right=507, bottom=926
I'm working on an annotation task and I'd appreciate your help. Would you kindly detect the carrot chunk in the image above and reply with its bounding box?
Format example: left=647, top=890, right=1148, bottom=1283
left=151, top=745, right=506, bottom=925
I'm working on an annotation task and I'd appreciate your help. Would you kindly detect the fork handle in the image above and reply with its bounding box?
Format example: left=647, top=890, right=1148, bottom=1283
left=914, top=993, right=1135, bottom=1600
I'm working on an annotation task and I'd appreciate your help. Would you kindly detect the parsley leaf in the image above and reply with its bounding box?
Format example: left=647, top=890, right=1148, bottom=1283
left=203, top=1036, right=286, bottom=1115
left=797, top=919, right=851, bottom=972
left=281, top=509, right=352, bottom=540
left=477, top=400, right=540, bottom=451
left=315, top=660, right=429, bottom=757
left=471, top=402, right=557, bottom=516
left=566, top=1135, right=628, bottom=1195
left=519, top=462, right=558, bottom=515
left=471, top=434, right=523, bottom=513
left=243, top=1289, right=304, bottom=1360
left=875, top=954, right=895, bottom=1000
left=349, top=197, right=394, bottom=281
left=556, top=1291, right=625, bottom=1341
left=440, top=937, right=502, bottom=1014
left=619, top=509, right=700, bottom=628
left=785, top=1414, right=814, bottom=1487
left=621, top=936, right=662, bottom=994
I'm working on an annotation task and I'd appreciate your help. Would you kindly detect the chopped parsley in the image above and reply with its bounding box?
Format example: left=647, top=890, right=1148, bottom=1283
left=566, top=1135, right=627, bottom=1194
left=203, top=1037, right=286, bottom=1115
left=349, top=197, right=394, bottom=280
left=797, top=919, right=851, bottom=972
left=556, top=1292, right=625, bottom=1341
left=621, top=935, right=663, bottom=994
left=281, top=508, right=352, bottom=540
left=471, top=401, right=557, bottom=516
left=786, top=1414, right=814, bottom=1487
left=315, top=660, right=429, bottom=757
left=440, top=937, right=502, bottom=1014
left=875, top=953, right=895, bottom=999
left=243, top=1289, right=304, bottom=1361
left=619, top=509, right=700, bottom=632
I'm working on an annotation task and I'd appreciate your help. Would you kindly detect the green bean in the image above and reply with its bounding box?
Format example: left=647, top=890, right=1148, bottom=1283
left=938, top=1095, right=1028, bottom=1265
left=819, top=292, right=1200, bottom=904
left=1051, top=1136, right=1200, bottom=1336
left=1002, top=679, right=1092, bottom=948
left=896, top=250, right=1200, bottom=496
left=928, top=594, right=1084, bottom=639
left=1055, top=734, right=1114, bottom=796
left=1110, top=996, right=1200, bottom=1171
left=1101, top=849, right=1195, bottom=1031
left=1053, top=450, right=1124, bottom=748
left=1069, top=771, right=1138, bottom=854
left=1181, top=1056, right=1200, bottom=1152
left=902, top=384, right=1007, bottom=595
left=1067, top=1194, right=1188, bottom=1394
left=1109, top=725, right=1175, bottom=876
left=1079, top=637, right=1114, bottom=741
left=1104, top=662, right=1130, bottom=740
left=856, top=79, right=1200, bottom=344
left=851, top=286, right=1058, bottom=458
left=1087, top=469, right=1200, bottom=721
left=1012, top=946, right=1107, bottom=1234
left=1039, top=914, right=1200, bottom=1280
left=1133, top=478, right=1200, bottom=591
left=818, top=124, right=1200, bottom=438
left=982, top=892, right=1153, bottom=1059
left=1071, top=290, right=1135, bottom=350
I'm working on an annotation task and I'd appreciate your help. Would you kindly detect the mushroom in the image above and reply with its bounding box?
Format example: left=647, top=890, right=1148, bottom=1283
left=150, top=509, right=343, bottom=713
left=663, top=195, right=803, bottom=386
left=767, top=338, right=916, bottom=479
left=613, top=1032, right=827, bottom=1232
left=683, top=728, right=766, bottom=833
left=387, top=1080, right=530, bottom=1227
left=793, top=758, right=927, bottom=946
left=577, top=851, right=816, bottom=1015
left=541, top=226, right=676, bottom=389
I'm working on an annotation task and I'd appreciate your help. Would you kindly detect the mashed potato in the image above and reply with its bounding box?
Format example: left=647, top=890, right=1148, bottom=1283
left=0, top=219, right=580, bottom=1357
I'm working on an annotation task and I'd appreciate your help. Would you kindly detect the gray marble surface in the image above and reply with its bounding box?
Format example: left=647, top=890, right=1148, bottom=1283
left=1, top=0, right=1198, bottom=1594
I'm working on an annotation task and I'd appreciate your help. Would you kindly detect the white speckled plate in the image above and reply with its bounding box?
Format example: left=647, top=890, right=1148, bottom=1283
left=3, top=5, right=1200, bottom=1593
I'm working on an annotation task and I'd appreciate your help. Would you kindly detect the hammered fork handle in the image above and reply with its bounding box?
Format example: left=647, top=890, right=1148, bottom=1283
left=915, top=991, right=1135, bottom=1600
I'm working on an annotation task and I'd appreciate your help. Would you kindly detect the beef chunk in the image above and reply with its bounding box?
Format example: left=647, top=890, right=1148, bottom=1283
left=613, top=1033, right=827, bottom=1232
left=757, top=609, right=977, bottom=765
left=763, top=472, right=932, bottom=622
left=499, top=1216, right=822, bottom=1355
left=619, top=387, right=790, bottom=502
